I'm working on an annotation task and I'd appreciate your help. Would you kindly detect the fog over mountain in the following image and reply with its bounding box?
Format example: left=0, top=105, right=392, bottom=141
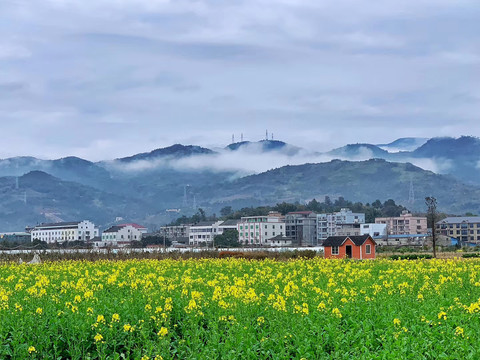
left=1, top=136, right=480, bottom=231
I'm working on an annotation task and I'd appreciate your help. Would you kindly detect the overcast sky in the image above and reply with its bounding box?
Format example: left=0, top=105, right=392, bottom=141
left=1, top=0, right=479, bottom=160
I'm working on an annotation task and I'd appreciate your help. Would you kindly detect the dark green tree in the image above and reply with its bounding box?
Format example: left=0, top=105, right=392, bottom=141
left=214, top=230, right=240, bottom=248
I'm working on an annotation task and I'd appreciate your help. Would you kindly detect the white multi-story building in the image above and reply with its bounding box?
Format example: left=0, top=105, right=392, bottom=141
left=317, top=209, right=365, bottom=241
left=189, top=221, right=224, bottom=246
left=238, top=212, right=285, bottom=245
left=30, top=221, right=99, bottom=244
left=99, top=224, right=145, bottom=248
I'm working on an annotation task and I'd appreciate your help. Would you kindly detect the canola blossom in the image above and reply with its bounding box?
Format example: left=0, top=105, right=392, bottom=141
left=1, top=258, right=480, bottom=358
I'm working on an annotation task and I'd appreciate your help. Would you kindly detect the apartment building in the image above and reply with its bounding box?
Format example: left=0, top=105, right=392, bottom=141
left=375, top=211, right=427, bottom=235
left=285, top=211, right=317, bottom=246
left=30, top=221, right=99, bottom=244
left=436, top=217, right=480, bottom=243
left=317, top=208, right=365, bottom=241
left=238, top=212, right=285, bottom=245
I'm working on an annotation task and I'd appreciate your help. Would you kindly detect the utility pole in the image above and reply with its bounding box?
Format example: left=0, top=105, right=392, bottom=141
left=425, top=197, right=437, bottom=258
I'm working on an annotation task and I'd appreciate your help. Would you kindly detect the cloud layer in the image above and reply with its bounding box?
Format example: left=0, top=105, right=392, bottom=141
left=1, top=0, right=479, bottom=160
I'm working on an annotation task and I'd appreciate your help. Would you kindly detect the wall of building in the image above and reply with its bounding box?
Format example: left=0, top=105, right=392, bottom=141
left=238, top=216, right=285, bottom=245
left=31, top=220, right=98, bottom=244
left=324, top=238, right=375, bottom=259
left=317, top=209, right=365, bottom=241
left=101, top=225, right=143, bottom=247
left=375, top=213, right=427, bottom=235
left=361, top=223, right=387, bottom=237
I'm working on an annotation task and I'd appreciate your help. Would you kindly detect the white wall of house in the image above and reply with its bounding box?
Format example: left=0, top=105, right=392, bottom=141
left=100, top=225, right=143, bottom=248
left=188, top=221, right=224, bottom=245
left=238, top=216, right=285, bottom=245
left=31, top=220, right=99, bottom=244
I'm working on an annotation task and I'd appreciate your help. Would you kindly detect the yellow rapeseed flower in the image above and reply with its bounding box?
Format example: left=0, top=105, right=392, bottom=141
left=94, top=333, right=103, bottom=342
left=28, top=346, right=36, bottom=353
left=332, top=308, right=342, bottom=318
left=157, top=327, right=168, bottom=337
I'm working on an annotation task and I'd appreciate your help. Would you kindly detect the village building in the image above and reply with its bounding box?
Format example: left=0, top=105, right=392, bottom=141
left=265, top=234, right=294, bottom=247
left=99, top=224, right=146, bottom=248
left=322, top=235, right=376, bottom=259
left=30, top=221, right=99, bottom=244
left=375, top=211, right=427, bottom=235
left=238, top=212, right=285, bottom=246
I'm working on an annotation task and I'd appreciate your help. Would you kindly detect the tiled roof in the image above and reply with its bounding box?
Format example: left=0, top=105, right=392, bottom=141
left=103, top=226, right=124, bottom=233
left=34, top=221, right=81, bottom=229
left=437, top=217, right=480, bottom=224
left=322, top=235, right=373, bottom=247
left=119, top=223, right=147, bottom=229
left=220, top=219, right=240, bottom=226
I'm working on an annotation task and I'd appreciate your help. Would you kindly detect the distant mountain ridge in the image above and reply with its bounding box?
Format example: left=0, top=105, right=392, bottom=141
left=377, top=137, right=429, bottom=152
left=1, top=136, right=480, bottom=231
left=226, top=140, right=301, bottom=155
left=115, top=144, right=215, bottom=162
left=198, top=158, right=480, bottom=215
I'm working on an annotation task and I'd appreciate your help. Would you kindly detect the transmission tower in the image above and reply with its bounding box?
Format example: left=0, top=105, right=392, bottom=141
left=183, top=185, right=190, bottom=207
left=408, top=177, right=415, bottom=205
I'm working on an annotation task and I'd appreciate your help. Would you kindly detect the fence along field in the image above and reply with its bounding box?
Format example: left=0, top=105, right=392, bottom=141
left=1, top=258, right=480, bottom=359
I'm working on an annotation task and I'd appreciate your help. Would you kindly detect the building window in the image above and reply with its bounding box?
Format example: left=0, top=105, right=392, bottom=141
left=332, top=246, right=339, bottom=255
left=366, top=244, right=371, bottom=254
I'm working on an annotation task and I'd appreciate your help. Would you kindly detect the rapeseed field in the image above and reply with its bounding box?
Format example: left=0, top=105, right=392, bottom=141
left=1, top=258, right=479, bottom=359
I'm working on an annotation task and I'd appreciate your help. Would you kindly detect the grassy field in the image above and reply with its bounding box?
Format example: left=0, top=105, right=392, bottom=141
left=1, top=258, right=480, bottom=359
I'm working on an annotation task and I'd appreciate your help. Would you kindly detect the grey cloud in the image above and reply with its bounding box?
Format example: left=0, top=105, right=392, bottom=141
left=0, top=0, right=479, bottom=160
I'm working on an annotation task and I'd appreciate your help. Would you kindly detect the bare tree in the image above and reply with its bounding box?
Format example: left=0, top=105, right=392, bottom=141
left=425, top=197, right=437, bottom=258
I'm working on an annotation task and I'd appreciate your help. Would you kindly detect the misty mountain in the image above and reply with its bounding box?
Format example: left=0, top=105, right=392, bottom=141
left=226, top=140, right=302, bottom=155
left=198, top=159, right=480, bottom=215
left=326, top=136, right=480, bottom=185
left=412, top=136, right=480, bottom=159
left=114, top=144, right=215, bottom=163
left=0, top=156, right=112, bottom=189
left=0, top=171, right=149, bottom=232
left=377, top=137, right=429, bottom=152
left=328, top=144, right=391, bottom=159
left=1, top=136, right=480, bottom=232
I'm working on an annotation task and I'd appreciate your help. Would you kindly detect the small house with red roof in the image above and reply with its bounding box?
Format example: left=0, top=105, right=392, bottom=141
left=323, top=235, right=376, bottom=259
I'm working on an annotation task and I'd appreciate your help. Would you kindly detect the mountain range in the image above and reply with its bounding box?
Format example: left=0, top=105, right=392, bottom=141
left=1, top=136, right=479, bottom=232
